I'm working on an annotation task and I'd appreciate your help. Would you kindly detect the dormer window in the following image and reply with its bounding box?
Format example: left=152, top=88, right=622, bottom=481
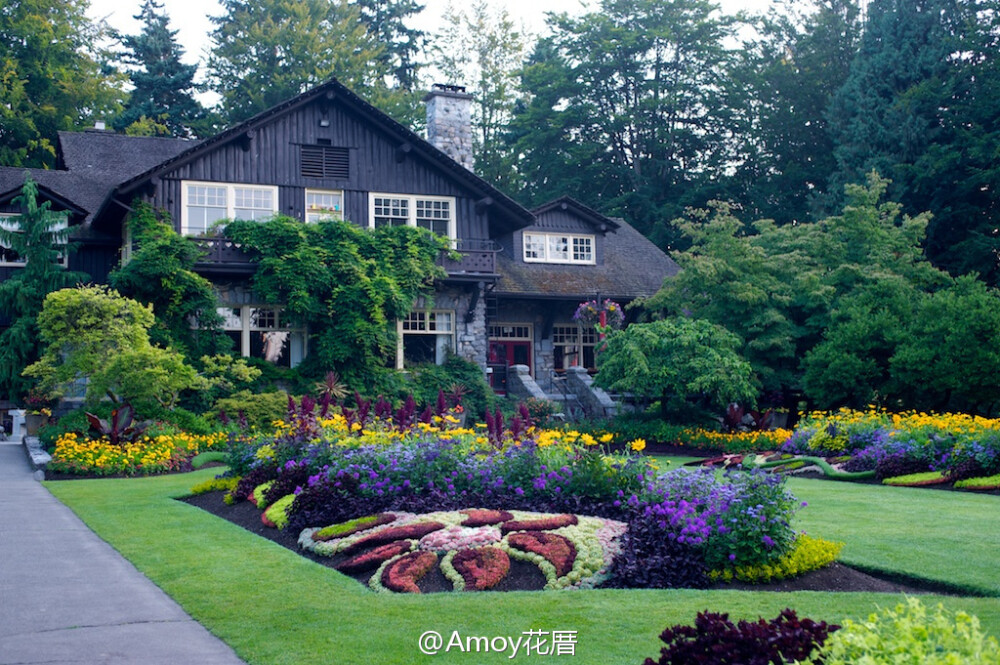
left=523, top=232, right=595, bottom=265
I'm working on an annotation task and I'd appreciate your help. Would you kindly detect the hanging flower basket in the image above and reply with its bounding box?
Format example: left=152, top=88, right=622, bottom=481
left=573, top=299, right=625, bottom=330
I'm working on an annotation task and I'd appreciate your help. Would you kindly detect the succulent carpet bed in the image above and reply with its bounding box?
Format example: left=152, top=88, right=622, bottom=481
left=182, top=490, right=935, bottom=595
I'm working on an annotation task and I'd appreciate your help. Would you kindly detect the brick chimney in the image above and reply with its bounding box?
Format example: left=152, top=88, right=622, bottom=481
left=423, top=83, right=474, bottom=172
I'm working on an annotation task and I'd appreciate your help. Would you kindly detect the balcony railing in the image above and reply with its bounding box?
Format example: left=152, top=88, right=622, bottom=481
left=437, top=239, right=498, bottom=277
left=191, top=237, right=499, bottom=277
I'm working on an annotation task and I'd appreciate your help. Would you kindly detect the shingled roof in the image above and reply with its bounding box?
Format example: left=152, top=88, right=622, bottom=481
left=0, top=131, right=193, bottom=224
left=495, top=212, right=680, bottom=301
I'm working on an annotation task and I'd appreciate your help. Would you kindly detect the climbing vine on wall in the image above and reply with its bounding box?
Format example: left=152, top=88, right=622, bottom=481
left=225, top=217, right=448, bottom=387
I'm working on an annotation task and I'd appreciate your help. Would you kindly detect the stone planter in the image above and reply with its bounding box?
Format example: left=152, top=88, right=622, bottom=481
left=24, top=413, right=45, bottom=436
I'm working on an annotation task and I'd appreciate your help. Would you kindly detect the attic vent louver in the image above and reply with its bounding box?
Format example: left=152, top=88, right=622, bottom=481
left=301, top=144, right=349, bottom=179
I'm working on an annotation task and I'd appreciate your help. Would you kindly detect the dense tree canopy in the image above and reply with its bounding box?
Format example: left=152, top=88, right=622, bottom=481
left=207, top=0, right=412, bottom=125
left=0, top=0, right=124, bottom=167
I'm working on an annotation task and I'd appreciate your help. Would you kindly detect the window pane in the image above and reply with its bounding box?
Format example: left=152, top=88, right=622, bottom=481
left=373, top=196, right=409, bottom=227
left=523, top=233, right=545, bottom=260
left=573, top=236, right=593, bottom=262
left=233, top=186, right=274, bottom=221
left=306, top=190, right=343, bottom=222
left=186, top=185, right=228, bottom=234
left=416, top=199, right=451, bottom=236
left=548, top=235, right=570, bottom=261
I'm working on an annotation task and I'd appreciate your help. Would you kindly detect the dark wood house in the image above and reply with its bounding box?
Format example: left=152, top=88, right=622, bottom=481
left=0, top=79, right=679, bottom=398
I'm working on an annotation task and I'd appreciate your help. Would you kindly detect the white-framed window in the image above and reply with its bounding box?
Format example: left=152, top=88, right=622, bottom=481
left=218, top=305, right=306, bottom=368
left=488, top=324, right=532, bottom=341
left=181, top=181, right=278, bottom=235
left=552, top=325, right=598, bottom=371
left=522, top=232, right=595, bottom=265
left=396, top=309, right=455, bottom=369
left=369, top=193, right=456, bottom=239
left=0, top=213, right=68, bottom=267
left=305, top=189, right=343, bottom=223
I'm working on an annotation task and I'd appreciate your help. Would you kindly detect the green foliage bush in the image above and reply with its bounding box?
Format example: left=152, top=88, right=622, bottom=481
left=402, top=355, right=493, bottom=418
left=801, top=597, right=1000, bottom=664
left=210, top=390, right=290, bottom=430
left=710, top=534, right=843, bottom=584
left=595, top=318, right=757, bottom=417
left=224, top=217, right=447, bottom=387
left=189, top=476, right=240, bottom=496
left=954, top=473, right=1000, bottom=490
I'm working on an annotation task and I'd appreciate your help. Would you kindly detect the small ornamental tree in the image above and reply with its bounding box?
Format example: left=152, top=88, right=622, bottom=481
left=224, top=216, right=447, bottom=387
left=23, top=285, right=201, bottom=413
left=0, top=175, right=88, bottom=400
left=594, top=317, right=758, bottom=419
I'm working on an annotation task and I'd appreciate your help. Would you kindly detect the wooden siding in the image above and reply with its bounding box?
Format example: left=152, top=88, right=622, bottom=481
left=147, top=99, right=493, bottom=241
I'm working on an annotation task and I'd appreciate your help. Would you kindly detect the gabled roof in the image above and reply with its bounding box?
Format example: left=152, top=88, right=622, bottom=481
left=0, top=171, right=88, bottom=217
left=112, top=78, right=534, bottom=234
left=0, top=132, right=192, bottom=224
left=531, top=196, right=620, bottom=232
left=495, top=216, right=680, bottom=301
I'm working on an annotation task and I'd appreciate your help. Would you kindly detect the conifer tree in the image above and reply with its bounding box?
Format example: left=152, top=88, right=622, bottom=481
left=0, top=176, right=88, bottom=400
left=114, top=0, right=206, bottom=138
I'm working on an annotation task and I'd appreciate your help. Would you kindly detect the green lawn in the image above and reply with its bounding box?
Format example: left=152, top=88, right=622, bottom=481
left=46, top=467, right=1000, bottom=665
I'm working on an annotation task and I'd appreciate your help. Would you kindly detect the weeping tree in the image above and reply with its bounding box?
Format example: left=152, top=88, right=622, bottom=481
left=0, top=175, right=88, bottom=401
left=594, top=317, right=758, bottom=420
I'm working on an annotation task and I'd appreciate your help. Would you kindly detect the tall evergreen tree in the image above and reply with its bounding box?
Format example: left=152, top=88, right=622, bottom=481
left=353, top=0, right=424, bottom=90
left=825, top=0, right=1000, bottom=284
left=728, top=0, right=863, bottom=225
left=207, top=0, right=416, bottom=126
left=508, top=0, right=736, bottom=248
left=0, top=176, right=88, bottom=400
left=113, top=0, right=206, bottom=138
left=0, top=0, right=124, bottom=167
left=433, top=0, right=528, bottom=189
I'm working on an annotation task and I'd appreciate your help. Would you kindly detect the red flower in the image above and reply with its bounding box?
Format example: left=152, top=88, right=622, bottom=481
left=343, top=521, right=446, bottom=555
left=452, top=547, right=511, bottom=591
left=336, top=540, right=412, bottom=574
left=461, top=509, right=514, bottom=527
left=381, top=551, right=438, bottom=593
left=507, top=532, right=577, bottom=577
left=500, top=514, right=578, bottom=534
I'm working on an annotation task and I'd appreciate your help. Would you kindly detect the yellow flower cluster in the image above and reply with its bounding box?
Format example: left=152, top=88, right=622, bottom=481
left=678, top=428, right=794, bottom=450
left=799, top=407, right=1000, bottom=441
left=50, top=431, right=227, bottom=476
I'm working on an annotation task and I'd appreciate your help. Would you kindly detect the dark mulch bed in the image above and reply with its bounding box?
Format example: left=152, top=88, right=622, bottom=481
left=181, top=489, right=953, bottom=595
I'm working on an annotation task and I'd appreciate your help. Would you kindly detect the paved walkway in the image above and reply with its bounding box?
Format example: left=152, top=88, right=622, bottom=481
left=0, top=439, right=247, bottom=665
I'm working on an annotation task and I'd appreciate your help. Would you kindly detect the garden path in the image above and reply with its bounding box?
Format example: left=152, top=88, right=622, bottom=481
left=0, top=438, right=247, bottom=665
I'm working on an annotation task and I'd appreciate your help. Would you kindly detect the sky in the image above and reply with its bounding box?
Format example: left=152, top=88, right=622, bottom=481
left=86, top=0, right=777, bottom=73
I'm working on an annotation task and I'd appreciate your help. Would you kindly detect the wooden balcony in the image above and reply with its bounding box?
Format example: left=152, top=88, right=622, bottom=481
left=191, top=237, right=499, bottom=279
left=436, top=239, right=499, bottom=280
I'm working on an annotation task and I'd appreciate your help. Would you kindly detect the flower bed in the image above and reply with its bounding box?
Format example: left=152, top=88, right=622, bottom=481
left=296, top=508, right=626, bottom=592
left=216, top=408, right=812, bottom=592
left=719, top=408, right=1000, bottom=493
left=49, top=431, right=227, bottom=476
